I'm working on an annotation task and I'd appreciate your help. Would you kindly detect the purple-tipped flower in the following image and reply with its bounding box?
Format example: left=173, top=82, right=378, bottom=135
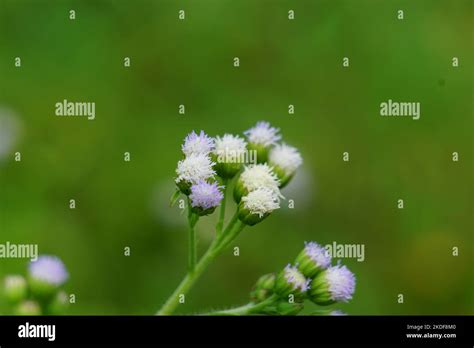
left=309, top=262, right=356, bottom=305
left=189, top=181, right=223, bottom=216
left=182, top=130, right=214, bottom=156
left=275, top=264, right=311, bottom=300
left=296, top=241, right=331, bottom=278
left=29, top=255, right=68, bottom=286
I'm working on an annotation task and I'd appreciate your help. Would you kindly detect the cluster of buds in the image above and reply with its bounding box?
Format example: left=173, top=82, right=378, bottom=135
left=174, top=121, right=303, bottom=224
left=250, top=241, right=356, bottom=315
left=2, top=255, right=69, bottom=315
left=175, top=131, right=223, bottom=216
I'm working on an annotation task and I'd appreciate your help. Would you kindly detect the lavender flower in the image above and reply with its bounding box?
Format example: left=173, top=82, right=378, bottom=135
left=309, top=262, right=356, bottom=305
left=182, top=130, right=214, bottom=156
left=29, top=255, right=68, bottom=286
left=189, top=181, right=223, bottom=216
left=296, top=241, right=331, bottom=277
left=325, top=264, right=356, bottom=302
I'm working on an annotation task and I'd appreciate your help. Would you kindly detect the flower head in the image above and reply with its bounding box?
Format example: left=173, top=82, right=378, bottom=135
left=189, top=181, right=223, bottom=215
left=213, top=134, right=247, bottom=178
left=269, top=143, right=303, bottom=187
left=309, top=262, right=356, bottom=305
left=214, top=134, right=247, bottom=163
left=274, top=264, right=310, bottom=299
left=181, top=130, right=214, bottom=156
left=241, top=188, right=280, bottom=218
left=3, top=275, right=27, bottom=303
left=244, top=121, right=281, bottom=147
left=29, top=255, right=68, bottom=286
left=283, top=264, right=311, bottom=292
left=238, top=187, right=280, bottom=225
left=239, top=164, right=282, bottom=197
left=175, top=153, right=216, bottom=194
left=296, top=242, right=332, bottom=278
left=325, top=264, right=356, bottom=302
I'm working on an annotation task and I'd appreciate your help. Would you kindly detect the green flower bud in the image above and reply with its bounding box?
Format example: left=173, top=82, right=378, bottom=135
left=247, top=142, right=269, bottom=163
left=3, top=275, right=27, bottom=304
left=176, top=179, right=192, bottom=195
left=212, top=155, right=242, bottom=179
left=233, top=179, right=248, bottom=203
left=191, top=206, right=216, bottom=216
left=28, top=276, right=58, bottom=301
left=274, top=301, right=304, bottom=316
left=295, top=242, right=332, bottom=278
left=47, top=291, right=69, bottom=315
left=14, top=300, right=41, bottom=316
left=238, top=200, right=269, bottom=226
left=250, top=273, right=275, bottom=302
left=274, top=264, right=310, bottom=301
left=271, top=165, right=294, bottom=188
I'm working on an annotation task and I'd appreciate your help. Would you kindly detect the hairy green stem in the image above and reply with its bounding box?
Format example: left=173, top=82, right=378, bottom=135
left=215, top=179, right=228, bottom=235
left=187, top=200, right=199, bottom=273
left=157, top=212, right=244, bottom=315
left=203, top=295, right=279, bottom=316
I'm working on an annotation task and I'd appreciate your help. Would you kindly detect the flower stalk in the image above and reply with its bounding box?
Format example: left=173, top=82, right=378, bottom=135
left=157, top=214, right=242, bottom=315
left=215, top=178, right=228, bottom=236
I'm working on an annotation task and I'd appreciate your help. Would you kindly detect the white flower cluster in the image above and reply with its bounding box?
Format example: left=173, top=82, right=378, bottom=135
left=239, top=121, right=303, bottom=218
left=175, top=131, right=216, bottom=185
left=175, top=122, right=303, bottom=223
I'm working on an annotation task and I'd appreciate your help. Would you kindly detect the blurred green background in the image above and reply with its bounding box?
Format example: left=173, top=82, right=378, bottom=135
left=0, top=0, right=472, bottom=315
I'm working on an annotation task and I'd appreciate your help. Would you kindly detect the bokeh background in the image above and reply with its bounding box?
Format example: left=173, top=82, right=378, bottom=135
left=0, top=0, right=472, bottom=315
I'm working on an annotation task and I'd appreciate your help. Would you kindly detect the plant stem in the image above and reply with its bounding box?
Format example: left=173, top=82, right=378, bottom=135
left=187, top=200, right=198, bottom=273
left=203, top=295, right=279, bottom=316
left=215, top=178, right=228, bottom=235
left=157, top=213, right=242, bottom=315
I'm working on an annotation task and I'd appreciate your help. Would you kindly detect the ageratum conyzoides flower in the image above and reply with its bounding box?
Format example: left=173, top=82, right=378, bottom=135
left=295, top=241, right=331, bottom=278
left=309, top=263, right=356, bottom=305
left=238, top=187, right=280, bottom=225
left=189, top=181, right=224, bottom=216
left=175, top=153, right=216, bottom=195
left=268, top=143, right=303, bottom=188
left=233, top=164, right=282, bottom=203
left=181, top=130, right=214, bottom=157
left=212, top=134, right=248, bottom=179
left=28, top=255, right=69, bottom=299
left=244, top=121, right=281, bottom=163
left=274, top=264, right=311, bottom=300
